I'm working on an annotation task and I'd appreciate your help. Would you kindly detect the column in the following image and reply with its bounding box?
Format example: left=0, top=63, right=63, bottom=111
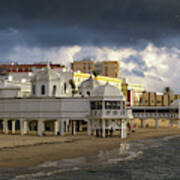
left=66, top=120, right=70, bottom=132
left=121, top=120, right=127, bottom=139
left=3, top=119, right=8, bottom=134
left=141, top=119, right=146, bottom=128
left=73, top=121, right=76, bottom=135
left=155, top=119, right=159, bottom=129
left=87, top=119, right=92, bottom=135
left=79, top=121, right=83, bottom=132
left=20, top=119, right=25, bottom=136
left=102, top=119, right=105, bottom=138
left=24, top=120, right=28, bottom=134
left=60, top=119, right=65, bottom=135
left=54, top=120, right=59, bottom=135
left=12, top=120, right=16, bottom=134
left=38, top=120, right=44, bottom=136
left=130, top=119, right=133, bottom=130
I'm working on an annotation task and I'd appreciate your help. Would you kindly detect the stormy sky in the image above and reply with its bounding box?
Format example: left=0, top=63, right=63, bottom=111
left=0, top=0, right=180, bottom=92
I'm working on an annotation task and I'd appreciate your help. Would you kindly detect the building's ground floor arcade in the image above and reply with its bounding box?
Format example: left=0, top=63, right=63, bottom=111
left=88, top=118, right=127, bottom=138
left=128, top=106, right=180, bottom=129
left=129, top=118, right=180, bottom=129
left=0, top=118, right=128, bottom=138
left=0, top=119, right=88, bottom=136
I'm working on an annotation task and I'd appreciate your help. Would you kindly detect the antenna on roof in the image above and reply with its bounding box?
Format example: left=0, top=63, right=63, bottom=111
left=46, top=60, right=50, bottom=69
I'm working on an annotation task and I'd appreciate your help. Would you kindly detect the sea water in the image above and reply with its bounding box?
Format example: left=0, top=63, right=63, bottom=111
left=1, top=135, right=180, bottom=180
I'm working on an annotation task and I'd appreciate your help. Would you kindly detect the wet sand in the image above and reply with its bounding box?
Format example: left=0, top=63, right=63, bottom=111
left=0, top=128, right=180, bottom=168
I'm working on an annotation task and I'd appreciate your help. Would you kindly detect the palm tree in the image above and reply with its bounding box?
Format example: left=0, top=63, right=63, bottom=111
left=92, top=70, right=100, bottom=77
left=164, top=86, right=173, bottom=94
left=69, top=79, right=77, bottom=96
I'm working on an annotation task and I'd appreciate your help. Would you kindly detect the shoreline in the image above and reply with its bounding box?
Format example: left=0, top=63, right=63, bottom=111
left=0, top=128, right=180, bottom=169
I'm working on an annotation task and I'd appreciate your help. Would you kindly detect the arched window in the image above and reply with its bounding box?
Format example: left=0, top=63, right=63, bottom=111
left=52, top=85, right=57, bottom=96
left=41, top=85, right=45, bottom=95
left=32, top=85, right=36, bottom=95
left=87, top=91, right=90, bottom=96
left=64, top=83, right=67, bottom=94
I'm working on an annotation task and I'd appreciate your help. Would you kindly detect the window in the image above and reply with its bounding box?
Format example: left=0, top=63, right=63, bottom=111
left=32, top=85, right=36, bottom=95
left=90, top=101, right=103, bottom=110
left=133, top=109, right=144, bottom=113
left=146, top=109, right=156, bottom=113
left=64, top=83, right=67, bottom=94
left=41, top=85, right=45, bottom=95
left=83, top=63, right=86, bottom=71
left=88, top=64, right=91, bottom=70
left=105, top=101, right=121, bottom=110
left=52, top=85, right=56, bottom=96
left=91, top=101, right=96, bottom=110
left=105, top=66, right=108, bottom=76
left=158, top=109, right=169, bottom=113
left=87, top=91, right=90, bottom=96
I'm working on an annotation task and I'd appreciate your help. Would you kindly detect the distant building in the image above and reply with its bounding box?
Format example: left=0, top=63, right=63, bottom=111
left=71, top=60, right=121, bottom=78
left=101, top=61, right=120, bottom=78
left=0, top=63, right=67, bottom=75
left=0, top=62, right=70, bottom=97
left=138, top=91, right=180, bottom=106
left=75, top=72, right=145, bottom=105
left=73, top=71, right=122, bottom=96
left=71, top=59, right=95, bottom=74
left=121, top=79, right=145, bottom=106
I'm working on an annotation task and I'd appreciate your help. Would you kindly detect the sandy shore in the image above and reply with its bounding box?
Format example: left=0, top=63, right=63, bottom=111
left=0, top=128, right=180, bottom=168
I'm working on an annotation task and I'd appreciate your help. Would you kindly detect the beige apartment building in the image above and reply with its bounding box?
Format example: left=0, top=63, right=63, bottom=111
left=71, top=60, right=120, bottom=78
left=101, top=61, right=120, bottom=78
left=71, top=60, right=95, bottom=74
left=139, top=92, right=180, bottom=106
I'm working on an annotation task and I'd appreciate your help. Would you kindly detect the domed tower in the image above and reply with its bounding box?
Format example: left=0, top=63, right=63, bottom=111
left=31, top=65, right=65, bottom=97
left=78, top=74, right=100, bottom=97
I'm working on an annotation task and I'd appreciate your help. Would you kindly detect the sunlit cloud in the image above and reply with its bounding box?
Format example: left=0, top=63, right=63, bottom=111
left=2, top=43, right=180, bottom=93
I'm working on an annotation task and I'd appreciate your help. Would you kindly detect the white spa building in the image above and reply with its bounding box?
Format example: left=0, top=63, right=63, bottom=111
left=0, top=65, right=179, bottom=138
left=0, top=66, right=130, bottom=138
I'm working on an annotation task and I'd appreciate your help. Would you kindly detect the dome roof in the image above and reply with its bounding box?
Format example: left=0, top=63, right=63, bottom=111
left=80, top=75, right=100, bottom=89
left=92, top=83, right=124, bottom=99
left=31, top=68, right=61, bottom=81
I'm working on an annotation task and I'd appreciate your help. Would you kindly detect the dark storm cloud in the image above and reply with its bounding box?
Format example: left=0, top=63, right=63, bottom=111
left=1, top=0, right=180, bottom=47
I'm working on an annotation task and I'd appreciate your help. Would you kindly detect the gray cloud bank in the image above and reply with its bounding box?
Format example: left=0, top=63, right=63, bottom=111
left=1, top=0, right=180, bottom=47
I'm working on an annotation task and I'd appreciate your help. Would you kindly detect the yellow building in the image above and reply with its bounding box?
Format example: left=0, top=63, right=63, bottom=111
left=71, top=60, right=121, bottom=78
left=71, top=59, right=95, bottom=74
left=139, top=92, right=180, bottom=106
left=121, top=80, right=145, bottom=106
left=156, top=94, right=163, bottom=106
left=73, top=73, right=145, bottom=105
left=101, top=61, right=120, bottom=78
left=73, top=72, right=122, bottom=90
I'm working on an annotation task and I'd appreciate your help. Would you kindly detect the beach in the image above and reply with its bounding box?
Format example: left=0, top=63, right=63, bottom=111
left=0, top=128, right=180, bottom=169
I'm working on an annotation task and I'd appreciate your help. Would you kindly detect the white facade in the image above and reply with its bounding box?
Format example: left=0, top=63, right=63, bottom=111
left=0, top=86, right=21, bottom=98
left=31, top=66, right=72, bottom=97
left=0, top=67, right=131, bottom=138
left=78, top=75, right=100, bottom=97
left=88, top=83, right=128, bottom=138
left=0, top=75, right=31, bottom=97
